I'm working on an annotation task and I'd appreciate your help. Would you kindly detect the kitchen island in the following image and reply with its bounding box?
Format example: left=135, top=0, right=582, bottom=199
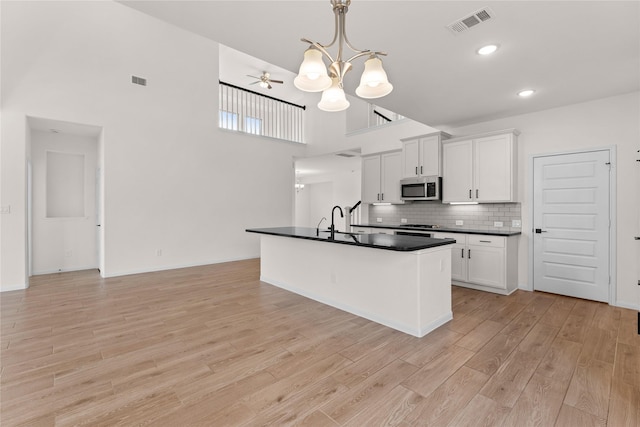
left=246, top=227, right=456, bottom=337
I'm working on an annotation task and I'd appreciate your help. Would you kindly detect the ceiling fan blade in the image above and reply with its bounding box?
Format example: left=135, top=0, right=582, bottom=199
left=249, top=81, right=260, bottom=85
left=270, top=79, right=284, bottom=84
left=267, top=83, right=273, bottom=89
left=246, top=75, right=261, bottom=79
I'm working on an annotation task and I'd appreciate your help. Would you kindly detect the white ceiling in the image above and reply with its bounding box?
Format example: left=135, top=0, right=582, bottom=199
left=120, top=1, right=639, bottom=129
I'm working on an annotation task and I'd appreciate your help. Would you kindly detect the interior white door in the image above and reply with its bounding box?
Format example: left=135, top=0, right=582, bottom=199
left=533, top=150, right=611, bottom=302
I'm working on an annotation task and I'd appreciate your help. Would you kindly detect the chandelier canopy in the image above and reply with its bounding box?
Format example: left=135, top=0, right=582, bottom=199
left=294, top=0, right=393, bottom=112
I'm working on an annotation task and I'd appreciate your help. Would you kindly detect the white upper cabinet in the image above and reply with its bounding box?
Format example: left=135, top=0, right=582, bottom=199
left=362, top=151, right=403, bottom=204
left=401, top=132, right=450, bottom=178
left=443, top=130, right=519, bottom=203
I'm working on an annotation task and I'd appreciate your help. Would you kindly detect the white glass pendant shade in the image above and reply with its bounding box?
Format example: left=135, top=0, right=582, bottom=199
left=294, top=48, right=332, bottom=92
left=355, top=56, right=393, bottom=99
left=317, top=78, right=350, bottom=112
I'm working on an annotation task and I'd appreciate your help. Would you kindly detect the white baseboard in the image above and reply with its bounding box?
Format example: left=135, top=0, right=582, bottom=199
left=101, top=256, right=257, bottom=279
left=615, top=300, right=640, bottom=311
left=1, top=283, right=28, bottom=292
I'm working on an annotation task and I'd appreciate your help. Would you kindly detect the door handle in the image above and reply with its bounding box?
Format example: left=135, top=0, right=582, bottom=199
left=461, top=248, right=464, bottom=258
left=468, top=249, right=471, bottom=259
left=469, top=189, right=472, bottom=199
left=535, top=228, right=547, bottom=233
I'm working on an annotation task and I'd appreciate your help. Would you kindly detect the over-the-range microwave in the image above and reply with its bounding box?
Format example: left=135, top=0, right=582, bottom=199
left=400, top=176, right=442, bottom=201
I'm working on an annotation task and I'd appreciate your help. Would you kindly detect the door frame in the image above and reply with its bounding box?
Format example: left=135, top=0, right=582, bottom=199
left=528, top=146, right=617, bottom=305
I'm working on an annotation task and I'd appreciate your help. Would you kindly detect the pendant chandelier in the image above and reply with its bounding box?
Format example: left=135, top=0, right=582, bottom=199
left=294, top=0, right=393, bottom=112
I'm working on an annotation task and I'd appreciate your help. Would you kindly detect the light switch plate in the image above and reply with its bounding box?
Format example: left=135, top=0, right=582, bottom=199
left=400, top=218, right=407, bottom=223
left=376, top=217, right=383, bottom=223
left=512, top=219, right=522, bottom=228
left=494, top=221, right=504, bottom=227
left=455, top=220, right=463, bottom=226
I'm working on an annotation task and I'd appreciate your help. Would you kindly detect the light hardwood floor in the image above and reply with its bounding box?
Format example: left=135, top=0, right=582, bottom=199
left=1, top=259, right=638, bottom=426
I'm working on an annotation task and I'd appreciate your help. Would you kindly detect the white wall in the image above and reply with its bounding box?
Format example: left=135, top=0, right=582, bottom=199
left=1, top=1, right=313, bottom=288
left=442, top=92, right=640, bottom=309
left=295, top=170, right=361, bottom=229
left=31, top=130, right=98, bottom=274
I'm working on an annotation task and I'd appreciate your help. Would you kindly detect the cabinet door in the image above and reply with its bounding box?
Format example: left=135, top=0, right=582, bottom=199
left=401, top=139, right=420, bottom=178
left=381, top=152, right=402, bottom=203
left=443, top=140, right=473, bottom=203
left=433, top=232, right=467, bottom=282
left=474, top=134, right=513, bottom=202
left=362, top=155, right=381, bottom=204
left=420, top=136, right=441, bottom=176
left=467, top=244, right=506, bottom=289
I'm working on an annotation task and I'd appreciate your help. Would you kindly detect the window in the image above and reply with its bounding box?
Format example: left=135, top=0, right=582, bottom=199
left=219, top=110, right=238, bottom=131
left=244, top=116, right=262, bottom=135
left=219, top=81, right=305, bottom=143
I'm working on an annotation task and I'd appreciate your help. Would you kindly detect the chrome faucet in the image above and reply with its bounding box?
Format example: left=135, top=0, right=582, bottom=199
left=330, top=206, right=344, bottom=240
left=316, top=217, right=327, bottom=236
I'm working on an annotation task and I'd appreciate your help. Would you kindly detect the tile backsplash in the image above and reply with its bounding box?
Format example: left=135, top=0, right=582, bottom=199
left=368, top=202, right=522, bottom=232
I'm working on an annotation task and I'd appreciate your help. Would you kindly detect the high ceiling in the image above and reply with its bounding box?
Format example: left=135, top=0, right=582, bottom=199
left=120, top=1, right=639, bottom=129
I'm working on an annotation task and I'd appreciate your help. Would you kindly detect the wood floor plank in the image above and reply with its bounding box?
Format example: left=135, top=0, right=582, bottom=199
left=501, top=373, right=567, bottom=426
left=607, top=379, right=640, bottom=427
left=556, top=404, right=607, bottom=427
left=536, top=337, right=582, bottom=382
left=400, top=366, right=489, bottom=426
left=1, top=260, right=636, bottom=426
left=478, top=348, right=542, bottom=408
left=445, top=394, right=511, bottom=427
left=402, top=345, right=475, bottom=397
left=564, top=357, right=614, bottom=419
left=464, top=332, right=522, bottom=377
left=320, top=359, right=419, bottom=425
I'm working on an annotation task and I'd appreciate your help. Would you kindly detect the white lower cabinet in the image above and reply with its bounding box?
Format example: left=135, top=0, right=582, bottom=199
left=432, top=232, right=519, bottom=295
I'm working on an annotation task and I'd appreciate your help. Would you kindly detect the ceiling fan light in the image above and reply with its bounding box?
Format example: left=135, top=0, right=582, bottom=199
left=355, top=56, right=393, bottom=99
left=259, top=81, right=269, bottom=89
left=317, top=78, right=350, bottom=112
left=294, top=48, right=332, bottom=92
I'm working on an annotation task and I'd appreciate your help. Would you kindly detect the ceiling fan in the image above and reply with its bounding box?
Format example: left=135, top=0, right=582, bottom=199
left=247, top=71, right=283, bottom=90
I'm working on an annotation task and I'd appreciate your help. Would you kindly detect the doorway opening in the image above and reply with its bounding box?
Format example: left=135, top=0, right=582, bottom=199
left=27, top=117, right=104, bottom=277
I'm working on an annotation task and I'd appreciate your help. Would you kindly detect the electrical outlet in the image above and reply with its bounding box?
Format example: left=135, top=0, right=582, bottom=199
left=455, top=220, right=463, bottom=226
left=156, top=249, right=163, bottom=256
left=0, top=205, right=10, bottom=214
left=494, top=221, right=504, bottom=227
left=376, top=217, right=383, bottom=223
left=512, top=219, right=522, bottom=228
left=400, top=218, right=407, bottom=224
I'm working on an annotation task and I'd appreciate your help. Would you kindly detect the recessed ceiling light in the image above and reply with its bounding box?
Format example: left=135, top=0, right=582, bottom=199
left=518, top=89, right=536, bottom=97
left=477, top=44, right=499, bottom=55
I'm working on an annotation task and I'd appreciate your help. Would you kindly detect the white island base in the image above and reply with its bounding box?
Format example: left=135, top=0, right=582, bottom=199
left=259, top=235, right=453, bottom=338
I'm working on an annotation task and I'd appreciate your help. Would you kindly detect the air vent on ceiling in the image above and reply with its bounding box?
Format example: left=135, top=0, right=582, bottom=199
left=336, top=151, right=358, bottom=158
left=446, top=7, right=495, bottom=34
left=131, top=75, right=147, bottom=86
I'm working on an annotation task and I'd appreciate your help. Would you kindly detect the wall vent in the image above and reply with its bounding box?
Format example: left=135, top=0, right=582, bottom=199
left=131, top=75, right=147, bottom=86
left=446, top=7, right=495, bottom=34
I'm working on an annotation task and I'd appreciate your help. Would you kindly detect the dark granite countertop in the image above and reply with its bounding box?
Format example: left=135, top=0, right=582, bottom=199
left=246, top=227, right=456, bottom=252
left=352, top=224, right=522, bottom=237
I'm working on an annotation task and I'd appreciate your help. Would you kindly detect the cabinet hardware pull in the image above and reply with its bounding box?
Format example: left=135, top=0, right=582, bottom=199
left=476, top=189, right=479, bottom=198
left=377, top=193, right=380, bottom=201
left=420, top=166, right=423, bottom=174
left=479, top=240, right=491, bottom=243
left=468, top=249, right=471, bottom=259
left=461, top=248, right=464, bottom=258
left=381, top=193, right=384, bottom=201
left=415, top=166, right=418, bottom=175
left=469, top=189, right=472, bottom=199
